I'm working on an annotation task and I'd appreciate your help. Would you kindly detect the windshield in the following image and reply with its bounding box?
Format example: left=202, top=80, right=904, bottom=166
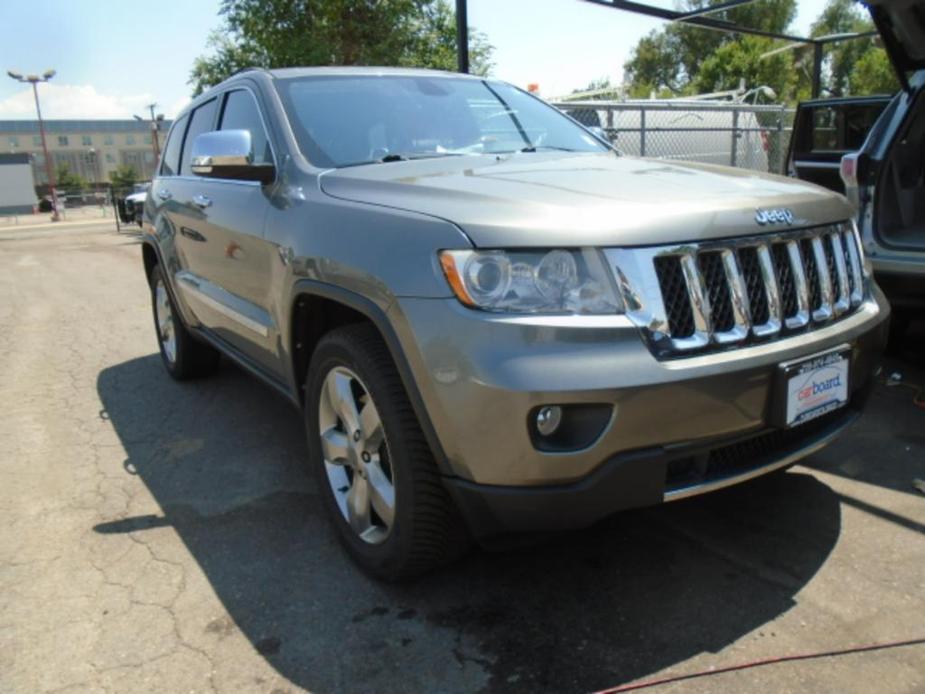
left=276, top=74, right=608, bottom=168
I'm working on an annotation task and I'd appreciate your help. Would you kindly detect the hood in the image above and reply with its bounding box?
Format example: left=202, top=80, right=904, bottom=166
left=319, top=152, right=852, bottom=248
left=866, top=0, right=925, bottom=91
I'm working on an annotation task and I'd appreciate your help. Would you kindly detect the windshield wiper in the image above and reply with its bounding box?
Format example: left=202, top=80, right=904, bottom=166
left=519, top=145, right=580, bottom=153
left=381, top=152, right=466, bottom=163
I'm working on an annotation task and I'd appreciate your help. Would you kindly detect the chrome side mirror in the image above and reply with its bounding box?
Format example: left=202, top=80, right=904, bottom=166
left=190, top=130, right=274, bottom=184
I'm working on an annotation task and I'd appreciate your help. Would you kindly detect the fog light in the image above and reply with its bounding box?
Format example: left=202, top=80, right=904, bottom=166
left=536, top=406, right=563, bottom=436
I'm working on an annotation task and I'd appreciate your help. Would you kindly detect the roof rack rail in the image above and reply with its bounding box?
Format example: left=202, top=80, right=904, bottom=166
left=229, top=66, right=271, bottom=78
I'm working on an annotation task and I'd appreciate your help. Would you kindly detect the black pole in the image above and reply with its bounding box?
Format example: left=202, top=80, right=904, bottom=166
left=456, top=0, right=469, bottom=74
left=812, top=42, right=823, bottom=98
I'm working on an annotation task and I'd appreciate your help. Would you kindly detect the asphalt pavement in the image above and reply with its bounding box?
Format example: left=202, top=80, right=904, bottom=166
left=1, top=221, right=923, bottom=693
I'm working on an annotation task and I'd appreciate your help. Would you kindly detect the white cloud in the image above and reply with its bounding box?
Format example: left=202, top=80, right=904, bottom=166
left=0, top=82, right=159, bottom=120
left=165, top=95, right=191, bottom=119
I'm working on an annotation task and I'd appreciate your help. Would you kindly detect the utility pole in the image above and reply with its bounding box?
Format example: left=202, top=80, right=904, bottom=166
left=456, top=0, right=469, bottom=74
left=147, top=103, right=161, bottom=160
left=7, top=68, right=59, bottom=221
left=135, top=103, right=163, bottom=178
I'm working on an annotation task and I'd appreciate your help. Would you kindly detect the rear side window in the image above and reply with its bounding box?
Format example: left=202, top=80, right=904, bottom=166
left=180, top=98, right=218, bottom=176
left=220, top=89, right=273, bottom=166
left=159, top=114, right=188, bottom=177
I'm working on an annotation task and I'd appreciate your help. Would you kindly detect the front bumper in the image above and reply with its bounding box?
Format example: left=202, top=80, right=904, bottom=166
left=446, top=396, right=866, bottom=538
left=388, top=288, right=889, bottom=535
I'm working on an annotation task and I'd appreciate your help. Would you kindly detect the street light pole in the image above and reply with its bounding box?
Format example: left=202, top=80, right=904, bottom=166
left=7, top=69, right=59, bottom=221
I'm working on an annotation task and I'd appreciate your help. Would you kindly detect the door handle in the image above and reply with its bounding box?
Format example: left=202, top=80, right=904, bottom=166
left=157, top=189, right=172, bottom=201
left=192, top=194, right=212, bottom=209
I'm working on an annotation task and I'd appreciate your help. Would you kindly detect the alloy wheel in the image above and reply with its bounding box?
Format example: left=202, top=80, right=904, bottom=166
left=318, top=366, right=395, bottom=544
left=154, top=279, right=177, bottom=365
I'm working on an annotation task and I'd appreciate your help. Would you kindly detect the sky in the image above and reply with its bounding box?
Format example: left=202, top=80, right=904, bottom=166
left=0, top=0, right=834, bottom=120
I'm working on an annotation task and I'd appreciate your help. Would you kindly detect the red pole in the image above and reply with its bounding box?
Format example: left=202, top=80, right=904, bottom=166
left=32, top=80, right=59, bottom=221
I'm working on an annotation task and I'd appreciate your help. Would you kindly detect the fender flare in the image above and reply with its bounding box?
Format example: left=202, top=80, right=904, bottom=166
left=288, top=279, right=453, bottom=477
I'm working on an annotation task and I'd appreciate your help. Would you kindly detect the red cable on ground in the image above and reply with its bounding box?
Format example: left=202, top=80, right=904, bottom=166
left=592, top=637, right=925, bottom=693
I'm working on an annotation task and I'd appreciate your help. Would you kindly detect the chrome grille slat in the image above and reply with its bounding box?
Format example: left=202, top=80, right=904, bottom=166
left=754, top=244, right=782, bottom=337
left=605, top=223, right=868, bottom=359
left=843, top=227, right=864, bottom=307
left=678, top=252, right=712, bottom=349
left=786, top=240, right=811, bottom=329
left=829, top=232, right=851, bottom=316
left=718, top=249, right=750, bottom=343
left=810, top=236, right=834, bottom=322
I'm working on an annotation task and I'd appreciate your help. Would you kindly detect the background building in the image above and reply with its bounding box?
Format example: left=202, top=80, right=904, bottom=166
left=0, top=119, right=171, bottom=187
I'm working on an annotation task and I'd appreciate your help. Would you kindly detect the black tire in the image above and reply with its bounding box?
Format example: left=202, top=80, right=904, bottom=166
left=148, top=263, right=220, bottom=380
left=305, top=323, right=469, bottom=580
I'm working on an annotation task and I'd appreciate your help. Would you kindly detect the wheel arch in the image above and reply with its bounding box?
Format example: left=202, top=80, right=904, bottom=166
left=288, top=280, right=452, bottom=476
left=141, top=239, right=159, bottom=285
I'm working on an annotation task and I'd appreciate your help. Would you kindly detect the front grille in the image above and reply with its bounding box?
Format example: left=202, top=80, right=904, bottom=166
left=654, top=255, right=695, bottom=338
left=772, top=242, right=798, bottom=319
left=800, top=237, right=822, bottom=312
left=737, top=247, right=769, bottom=326
left=606, top=223, right=866, bottom=358
left=698, top=252, right=735, bottom=333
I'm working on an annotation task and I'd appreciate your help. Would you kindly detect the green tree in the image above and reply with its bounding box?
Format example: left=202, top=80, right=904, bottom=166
left=694, top=36, right=802, bottom=101
left=623, top=0, right=798, bottom=97
left=852, top=48, right=899, bottom=94
left=810, top=0, right=897, bottom=96
left=190, top=0, right=494, bottom=96
left=55, top=164, right=86, bottom=191
left=109, top=165, right=138, bottom=189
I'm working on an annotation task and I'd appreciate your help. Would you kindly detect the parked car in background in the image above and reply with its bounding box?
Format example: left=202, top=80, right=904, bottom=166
left=123, top=186, right=148, bottom=227
left=117, top=183, right=150, bottom=227
left=142, top=66, right=888, bottom=579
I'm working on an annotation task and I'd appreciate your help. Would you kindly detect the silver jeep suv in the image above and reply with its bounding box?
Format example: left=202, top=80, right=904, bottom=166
left=142, top=67, right=889, bottom=579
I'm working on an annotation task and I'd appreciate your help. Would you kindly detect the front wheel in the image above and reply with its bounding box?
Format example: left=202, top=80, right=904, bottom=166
left=304, top=324, right=468, bottom=580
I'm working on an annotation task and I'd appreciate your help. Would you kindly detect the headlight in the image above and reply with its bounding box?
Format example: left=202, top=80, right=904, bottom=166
left=439, top=249, right=623, bottom=314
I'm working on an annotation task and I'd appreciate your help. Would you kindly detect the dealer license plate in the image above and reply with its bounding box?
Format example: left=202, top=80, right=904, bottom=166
left=783, top=348, right=850, bottom=427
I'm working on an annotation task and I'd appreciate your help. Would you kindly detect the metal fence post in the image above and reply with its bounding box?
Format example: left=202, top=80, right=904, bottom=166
left=640, top=108, right=647, bottom=158
left=730, top=108, right=739, bottom=168
left=777, top=106, right=786, bottom=174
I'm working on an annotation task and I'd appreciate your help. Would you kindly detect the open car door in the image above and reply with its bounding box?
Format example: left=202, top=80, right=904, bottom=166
left=866, top=0, right=925, bottom=93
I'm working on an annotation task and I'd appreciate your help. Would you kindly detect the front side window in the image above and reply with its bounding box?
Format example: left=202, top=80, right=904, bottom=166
left=219, top=89, right=272, bottom=166
left=277, top=75, right=607, bottom=168
left=57, top=135, right=68, bottom=146
left=180, top=99, right=218, bottom=176
left=8, top=135, right=18, bottom=147
left=33, top=135, right=42, bottom=147
left=126, top=135, right=136, bottom=145
left=82, top=135, right=92, bottom=146
left=104, top=135, right=114, bottom=145
left=159, top=113, right=188, bottom=177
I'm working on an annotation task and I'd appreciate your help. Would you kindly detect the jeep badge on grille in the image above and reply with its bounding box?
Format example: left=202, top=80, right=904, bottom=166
left=755, top=208, right=794, bottom=225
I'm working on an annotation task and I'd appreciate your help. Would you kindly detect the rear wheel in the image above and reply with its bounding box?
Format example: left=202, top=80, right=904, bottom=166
left=305, top=323, right=469, bottom=580
left=149, top=264, right=219, bottom=380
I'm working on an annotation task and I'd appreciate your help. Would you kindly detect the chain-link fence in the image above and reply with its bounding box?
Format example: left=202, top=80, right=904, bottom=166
left=553, top=101, right=796, bottom=175
left=0, top=185, right=148, bottom=231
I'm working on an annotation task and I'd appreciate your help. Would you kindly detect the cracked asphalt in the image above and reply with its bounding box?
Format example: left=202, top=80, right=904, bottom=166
left=1, top=221, right=924, bottom=694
